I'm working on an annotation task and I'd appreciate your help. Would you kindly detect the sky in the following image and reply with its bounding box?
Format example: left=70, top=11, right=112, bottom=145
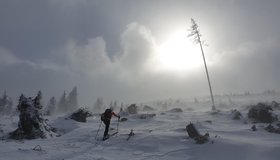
left=1, top=0, right=280, bottom=106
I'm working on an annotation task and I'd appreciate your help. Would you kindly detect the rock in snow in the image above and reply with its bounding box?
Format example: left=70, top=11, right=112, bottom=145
left=186, top=122, right=209, bottom=144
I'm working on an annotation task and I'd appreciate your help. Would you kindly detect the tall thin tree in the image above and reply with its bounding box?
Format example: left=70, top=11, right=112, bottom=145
left=68, top=86, right=78, bottom=112
left=58, top=91, right=67, bottom=113
left=47, top=96, right=57, bottom=115
left=188, top=18, right=216, bottom=111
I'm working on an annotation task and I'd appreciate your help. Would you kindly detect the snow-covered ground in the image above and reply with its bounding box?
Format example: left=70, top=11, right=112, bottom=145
left=1, top=94, right=280, bottom=160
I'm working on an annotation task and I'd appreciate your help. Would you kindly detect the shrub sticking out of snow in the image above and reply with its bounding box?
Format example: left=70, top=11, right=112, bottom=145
left=251, top=125, right=257, bottom=131
left=270, top=101, right=280, bottom=110
left=70, top=108, right=93, bottom=122
left=167, top=108, right=183, bottom=113
left=138, top=113, right=156, bottom=119
left=230, top=109, right=242, bottom=120
left=143, top=105, right=155, bottom=111
left=247, top=102, right=278, bottom=123
left=264, top=124, right=280, bottom=134
left=9, top=94, right=57, bottom=139
left=126, top=104, right=138, bottom=114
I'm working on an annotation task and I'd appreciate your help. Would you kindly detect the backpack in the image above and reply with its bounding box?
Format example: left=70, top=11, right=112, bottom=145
left=101, top=109, right=112, bottom=121
left=101, top=113, right=105, bottom=121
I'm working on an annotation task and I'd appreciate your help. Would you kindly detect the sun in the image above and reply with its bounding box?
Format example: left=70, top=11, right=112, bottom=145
left=152, top=31, right=202, bottom=73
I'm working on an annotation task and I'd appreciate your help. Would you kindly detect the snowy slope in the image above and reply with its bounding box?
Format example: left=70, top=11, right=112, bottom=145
left=1, top=97, right=280, bottom=160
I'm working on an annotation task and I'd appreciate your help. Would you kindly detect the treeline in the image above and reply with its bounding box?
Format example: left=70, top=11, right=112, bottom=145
left=92, top=97, right=123, bottom=113
left=46, top=86, right=78, bottom=115
left=1, top=86, right=126, bottom=116
left=0, top=86, right=78, bottom=116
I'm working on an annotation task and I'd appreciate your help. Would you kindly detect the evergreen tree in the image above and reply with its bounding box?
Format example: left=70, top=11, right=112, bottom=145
left=109, top=101, right=113, bottom=108
left=10, top=94, right=57, bottom=139
left=0, top=91, right=13, bottom=114
left=113, top=100, right=118, bottom=108
left=47, top=96, right=57, bottom=115
left=58, top=91, right=67, bottom=114
left=0, top=92, right=5, bottom=112
left=68, top=86, right=78, bottom=112
left=109, top=100, right=118, bottom=109
left=93, top=97, right=104, bottom=113
left=34, top=90, right=43, bottom=109
left=2, top=91, right=8, bottom=102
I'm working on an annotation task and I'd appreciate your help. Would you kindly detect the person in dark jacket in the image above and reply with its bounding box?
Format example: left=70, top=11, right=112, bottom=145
left=101, top=107, right=120, bottom=140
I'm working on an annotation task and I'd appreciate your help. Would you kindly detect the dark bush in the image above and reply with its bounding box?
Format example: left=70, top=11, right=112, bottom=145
left=138, top=113, right=156, bottom=119
left=70, top=108, right=92, bottom=122
left=126, top=104, right=138, bottom=114
left=248, top=103, right=278, bottom=123
left=143, top=105, right=155, bottom=111
left=167, top=108, right=183, bottom=113
left=264, top=124, right=280, bottom=134
left=231, top=109, right=242, bottom=120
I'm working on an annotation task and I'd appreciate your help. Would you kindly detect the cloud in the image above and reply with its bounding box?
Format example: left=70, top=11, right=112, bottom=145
left=210, top=38, right=280, bottom=93
left=0, top=47, right=65, bottom=74
left=45, top=22, right=159, bottom=80
left=215, top=38, right=280, bottom=70
left=0, top=47, right=21, bottom=66
left=117, top=22, right=157, bottom=75
left=3, top=20, right=280, bottom=104
left=43, top=22, right=198, bottom=101
left=48, top=37, right=112, bottom=76
left=0, top=22, right=157, bottom=89
left=0, top=47, right=37, bottom=67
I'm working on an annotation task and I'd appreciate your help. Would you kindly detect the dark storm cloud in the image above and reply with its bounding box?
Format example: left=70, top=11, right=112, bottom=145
left=0, top=0, right=122, bottom=59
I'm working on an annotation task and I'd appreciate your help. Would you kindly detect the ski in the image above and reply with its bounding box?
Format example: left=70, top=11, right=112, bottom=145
left=110, top=132, right=118, bottom=137
left=102, top=132, right=118, bottom=141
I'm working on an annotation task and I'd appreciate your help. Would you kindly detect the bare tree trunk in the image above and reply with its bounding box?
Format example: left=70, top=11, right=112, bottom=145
left=198, top=36, right=216, bottom=111
left=189, top=18, right=216, bottom=111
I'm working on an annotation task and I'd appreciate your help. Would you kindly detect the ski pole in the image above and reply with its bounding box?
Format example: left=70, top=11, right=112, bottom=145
left=95, top=120, right=102, bottom=140
left=116, top=118, right=120, bottom=133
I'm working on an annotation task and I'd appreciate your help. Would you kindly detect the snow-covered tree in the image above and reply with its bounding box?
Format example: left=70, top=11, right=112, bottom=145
left=54, top=86, right=79, bottom=114
left=10, top=94, right=57, bottom=139
left=93, top=97, right=104, bottom=113
left=109, top=100, right=118, bottom=110
left=46, top=96, right=56, bottom=115
left=0, top=91, right=13, bottom=115
left=68, top=86, right=78, bottom=112
left=57, top=91, right=67, bottom=114
left=113, top=100, right=118, bottom=109
left=33, top=90, right=43, bottom=109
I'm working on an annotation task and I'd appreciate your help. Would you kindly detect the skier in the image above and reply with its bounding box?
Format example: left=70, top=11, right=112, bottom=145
left=101, top=107, right=120, bottom=140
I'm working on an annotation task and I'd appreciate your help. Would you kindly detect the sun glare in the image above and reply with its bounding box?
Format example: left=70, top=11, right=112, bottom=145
left=152, top=31, right=202, bottom=74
